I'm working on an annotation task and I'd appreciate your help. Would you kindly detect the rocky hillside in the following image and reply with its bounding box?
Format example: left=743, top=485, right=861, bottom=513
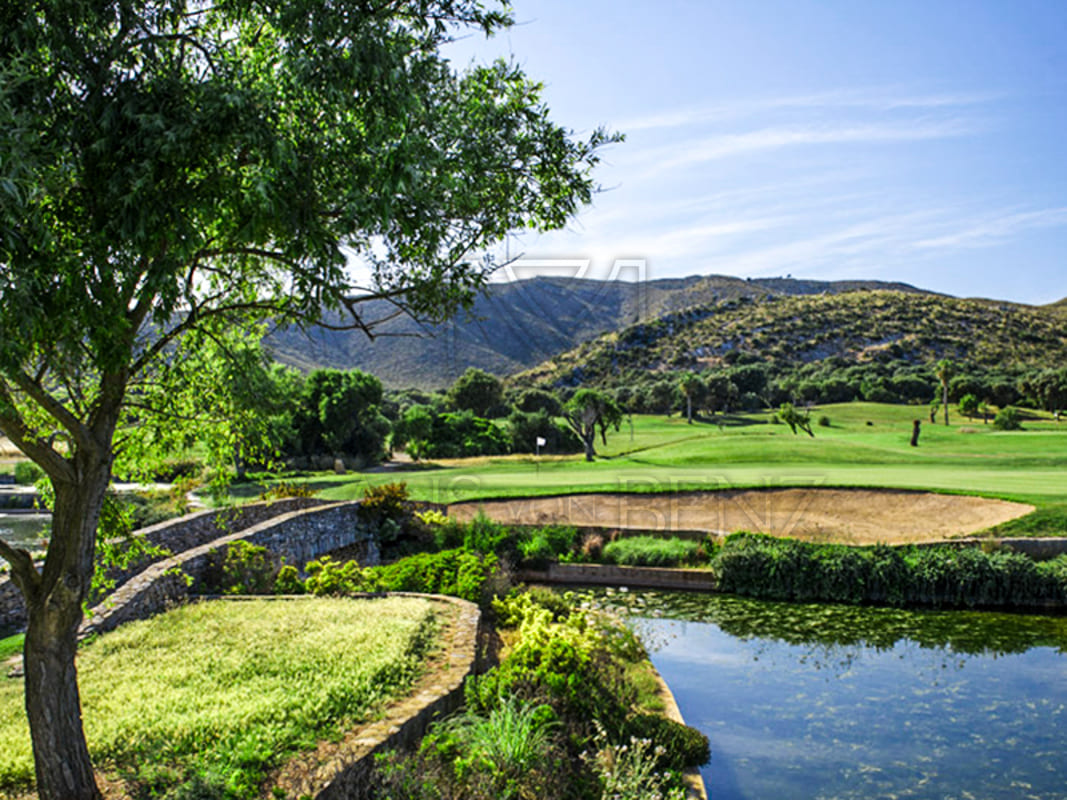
left=514, top=290, right=1067, bottom=389
left=265, top=274, right=930, bottom=387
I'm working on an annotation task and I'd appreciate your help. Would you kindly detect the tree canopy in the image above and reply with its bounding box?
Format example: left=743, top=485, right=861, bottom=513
left=0, top=3, right=615, bottom=797
left=564, top=388, right=622, bottom=461
left=447, top=367, right=504, bottom=417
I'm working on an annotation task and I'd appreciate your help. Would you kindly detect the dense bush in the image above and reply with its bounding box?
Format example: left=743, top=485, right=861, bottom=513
left=148, top=458, right=205, bottom=483
left=13, top=461, right=43, bottom=485
left=290, top=368, right=389, bottom=464
left=199, top=541, right=280, bottom=595
left=713, top=533, right=1067, bottom=609
left=358, top=482, right=410, bottom=527
left=406, top=410, right=511, bottom=459
left=601, top=536, right=702, bottom=568
left=994, top=406, right=1022, bottom=431
left=507, top=409, right=582, bottom=454
left=370, top=548, right=497, bottom=603
left=519, top=525, right=581, bottom=568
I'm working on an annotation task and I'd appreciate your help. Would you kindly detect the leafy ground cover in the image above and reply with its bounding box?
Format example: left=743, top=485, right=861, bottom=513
left=714, top=533, right=1067, bottom=609
left=0, top=596, right=441, bottom=799
left=373, top=587, right=708, bottom=799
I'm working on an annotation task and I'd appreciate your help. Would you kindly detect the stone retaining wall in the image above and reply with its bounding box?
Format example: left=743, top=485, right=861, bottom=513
left=518, top=562, right=718, bottom=591
left=0, top=497, right=324, bottom=633
left=83, top=501, right=374, bottom=636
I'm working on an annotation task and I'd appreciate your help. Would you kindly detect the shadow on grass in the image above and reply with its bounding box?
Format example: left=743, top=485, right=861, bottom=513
left=982, top=504, right=1067, bottom=539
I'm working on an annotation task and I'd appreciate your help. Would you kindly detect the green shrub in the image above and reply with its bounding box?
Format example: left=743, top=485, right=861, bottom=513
left=817, top=414, right=831, bottom=427
left=304, top=556, right=376, bottom=595
left=358, top=481, right=410, bottom=525
left=369, top=548, right=496, bottom=603
left=623, top=713, right=710, bottom=772
left=462, top=512, right=518, bottom=558
left=994, top=406, right=1022, bottom=430
left=150, top=458, right=205, bottom=483
left=518, top=525, right=580, bottom=567
left=202, top=541, right=279, bottom=595
left=602, top=536, right=701, bottom=567
left=13, top=461, right=43, bottom=485
left=712, top=533, right=1067, bottom=608
left=273, top=565, right=306, bottom=595
left=376, top=699, right=570, bottom=800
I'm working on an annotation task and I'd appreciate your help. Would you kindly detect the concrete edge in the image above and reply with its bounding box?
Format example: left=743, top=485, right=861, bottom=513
left=650, top=668, right=709, bottom=800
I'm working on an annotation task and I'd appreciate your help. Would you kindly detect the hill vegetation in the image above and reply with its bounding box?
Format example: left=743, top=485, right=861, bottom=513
left=265, top=275, right=931, bottom=388
left=514, top=290, right=1067, bottom=400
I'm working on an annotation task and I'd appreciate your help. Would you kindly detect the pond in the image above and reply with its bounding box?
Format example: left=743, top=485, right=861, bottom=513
left=579, top=589, right=1067, bottom=800
left=0, top=514, right=50, bottom=552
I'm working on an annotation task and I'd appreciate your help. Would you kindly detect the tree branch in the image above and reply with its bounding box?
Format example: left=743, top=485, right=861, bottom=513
left=0, top=380, right=75, bottom=483
left=10, top=371, right=93, bottom=453
left=0, top=538, right=42, bottom=603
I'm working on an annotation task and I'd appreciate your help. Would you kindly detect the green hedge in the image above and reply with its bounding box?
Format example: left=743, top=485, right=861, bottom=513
left=713, top=533, right=1067, bottom=609
left=601, top=536, right=703, bottom=568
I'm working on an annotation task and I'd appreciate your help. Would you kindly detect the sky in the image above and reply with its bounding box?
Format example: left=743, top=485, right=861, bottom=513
left=439, top=0, right=1067, bottom=305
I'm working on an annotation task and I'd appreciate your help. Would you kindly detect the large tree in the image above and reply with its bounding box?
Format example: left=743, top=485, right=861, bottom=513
left=563, top=388, right=622, bottom=461
left=447, top=366, right=503, bottom=417
left=0, top=3, right=613, bottom=798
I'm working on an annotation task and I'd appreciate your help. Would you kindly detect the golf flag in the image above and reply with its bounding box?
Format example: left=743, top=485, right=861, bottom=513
left=535, top=436, right=547, bottom=447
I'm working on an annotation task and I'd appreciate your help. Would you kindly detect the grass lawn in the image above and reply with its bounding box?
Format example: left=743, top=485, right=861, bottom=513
left=0, top=596, right=442, bottom=797
left=253, top=403, right=1067, bottom=535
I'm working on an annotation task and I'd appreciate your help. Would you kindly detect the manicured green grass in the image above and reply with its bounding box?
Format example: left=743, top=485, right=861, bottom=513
left=276, top=404, right=1067, bottom=515
left=0, top=634, right=23, bottom=662
left=0, top=596, right=440, bottom=796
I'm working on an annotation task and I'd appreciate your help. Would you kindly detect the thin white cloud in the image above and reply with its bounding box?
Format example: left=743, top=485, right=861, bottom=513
left=618, top=88, right=1000, bottom=133
left=646, top=119, right=981, bottom=174
left=913, top=207, right=1067, bottom=250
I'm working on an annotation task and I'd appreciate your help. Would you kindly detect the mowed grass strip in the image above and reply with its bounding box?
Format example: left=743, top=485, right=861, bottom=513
left=300, top=404, right=1067, bottom=508
left=0, top=596, right=440, bottom=795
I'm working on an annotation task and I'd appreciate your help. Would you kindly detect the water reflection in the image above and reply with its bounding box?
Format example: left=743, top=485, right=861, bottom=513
left=575, top=589, right=1067, bottom=800
left=0, top=514, right=50, bottom=553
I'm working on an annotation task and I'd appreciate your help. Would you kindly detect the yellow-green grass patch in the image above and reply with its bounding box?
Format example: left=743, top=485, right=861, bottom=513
left=0, top=596, right=440, bottom=797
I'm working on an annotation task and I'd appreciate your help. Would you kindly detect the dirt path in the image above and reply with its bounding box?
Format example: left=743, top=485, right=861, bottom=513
left=449, top=489, right=1034, bottom=545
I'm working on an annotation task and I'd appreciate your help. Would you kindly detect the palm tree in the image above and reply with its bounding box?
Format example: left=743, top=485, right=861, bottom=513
left=936, top=359, right=955, bottom=426
left=677, top=371, right=703, bottom=424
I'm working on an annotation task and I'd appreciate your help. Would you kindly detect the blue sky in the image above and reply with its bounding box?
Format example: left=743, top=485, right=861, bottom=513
left=443, top=0, right=1067, bottom=304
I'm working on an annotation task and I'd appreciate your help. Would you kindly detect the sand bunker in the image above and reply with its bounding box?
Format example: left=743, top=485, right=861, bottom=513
left=449, top=489, right=1034, bottom=545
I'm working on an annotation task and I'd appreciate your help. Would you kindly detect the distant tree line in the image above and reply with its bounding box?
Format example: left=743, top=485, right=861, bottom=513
left=543, top=352, right=1067, bottom=420
left=202, top=339, right=1067, bottom=478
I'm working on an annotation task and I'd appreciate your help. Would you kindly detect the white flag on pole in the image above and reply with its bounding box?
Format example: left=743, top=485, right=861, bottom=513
left=535, top=436, right=547, bottom=447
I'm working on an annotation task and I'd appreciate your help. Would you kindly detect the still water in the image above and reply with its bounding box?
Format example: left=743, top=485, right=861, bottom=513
left=580, top=589, right=1067, bottom=800
left=0, top=514, right=50, bottom=552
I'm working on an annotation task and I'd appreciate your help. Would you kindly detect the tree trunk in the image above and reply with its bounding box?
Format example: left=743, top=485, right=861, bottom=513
left=22, top=450, right=112, bottom=800
left=943, top=385, right=949, bottom=425
left=582, top=434, right=595, bottom=462
left=910, top=419, right=921, bottom=447
left=686, top=396, right=692, bottom=424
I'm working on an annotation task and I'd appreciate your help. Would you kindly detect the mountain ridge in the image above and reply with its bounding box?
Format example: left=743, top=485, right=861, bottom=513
left=265, top=274, right=937, bottom=388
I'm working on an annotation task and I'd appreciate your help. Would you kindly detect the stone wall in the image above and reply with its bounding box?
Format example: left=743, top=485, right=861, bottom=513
left=82, top=501, right=375, bottom=636
left=0, top=497, right=333, bottom=634
left=0, top=577, right=23, bottom=633
left=518, top=562, right=719, bottom=591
